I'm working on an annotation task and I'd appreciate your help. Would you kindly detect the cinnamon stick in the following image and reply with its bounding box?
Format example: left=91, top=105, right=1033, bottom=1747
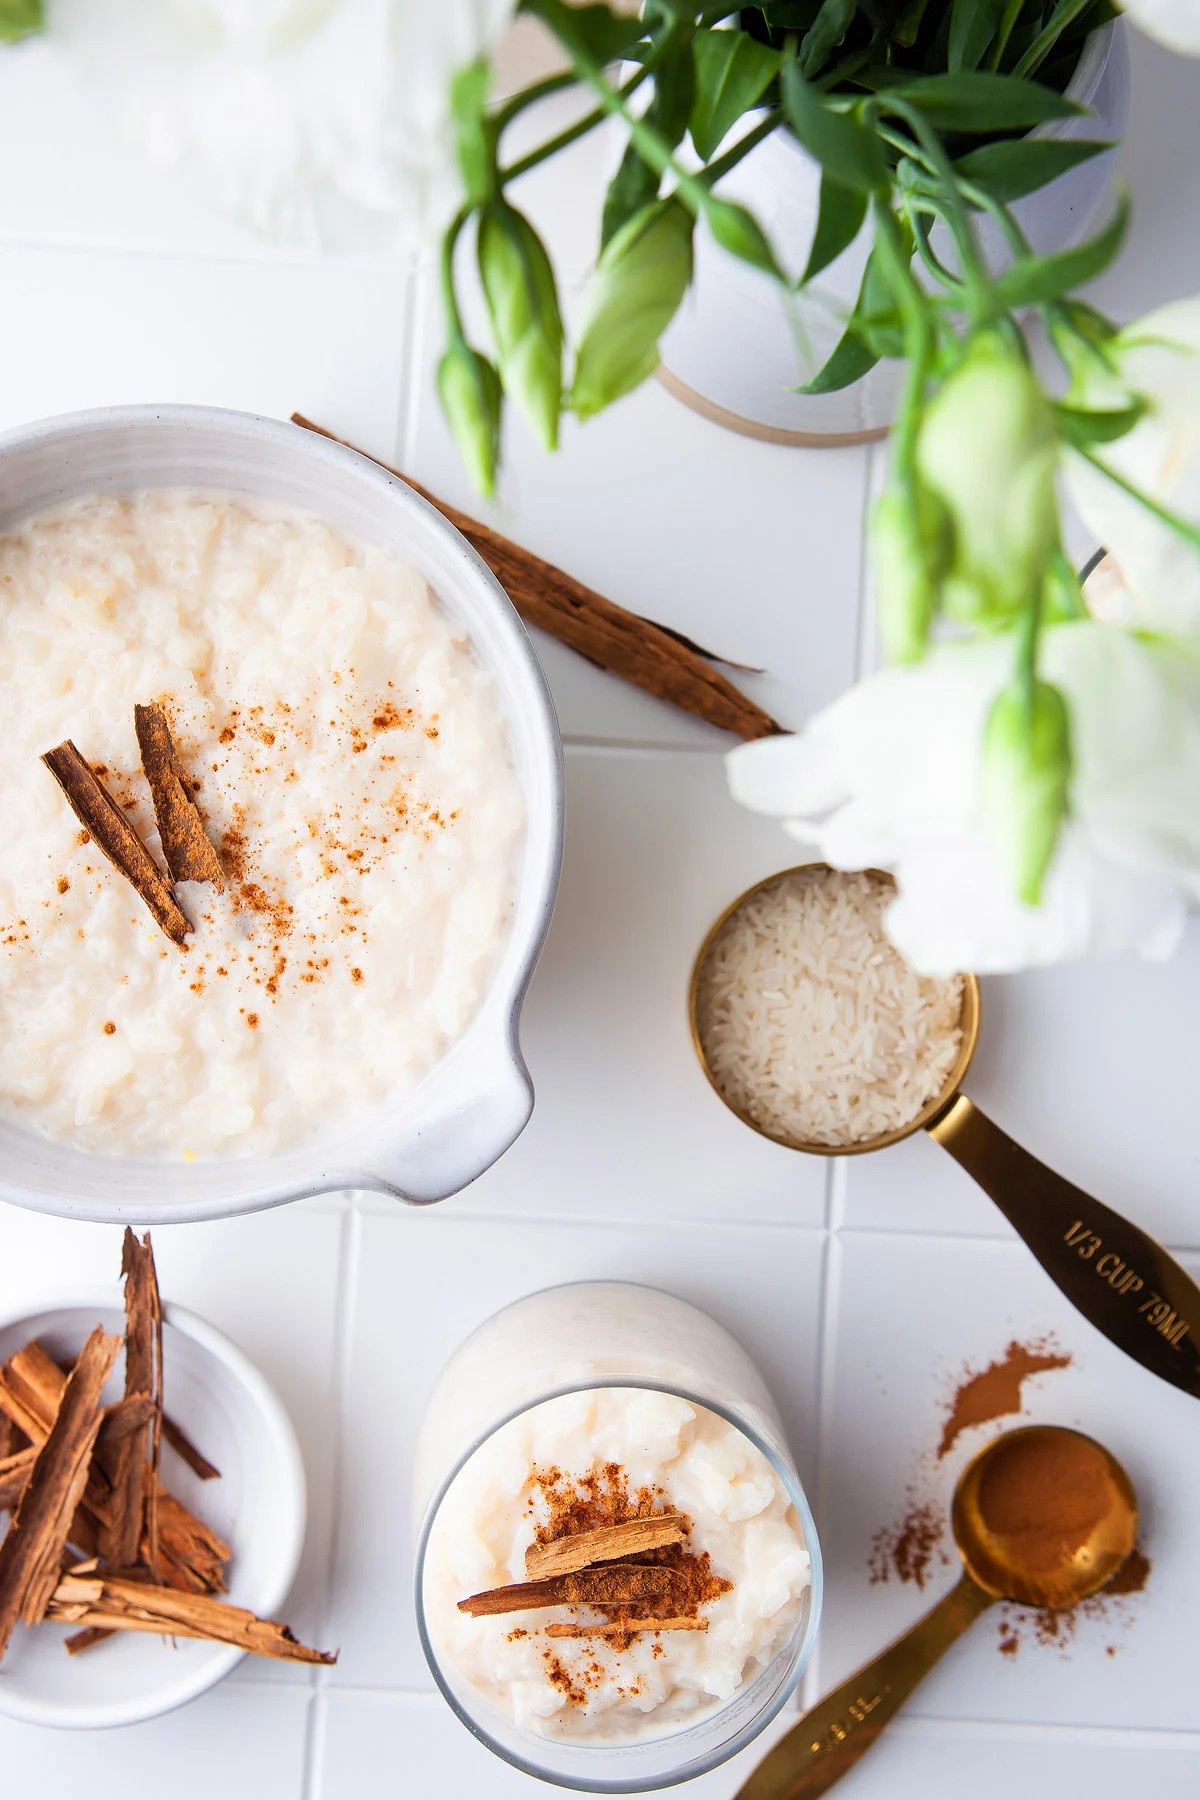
left=101, top=1229, right=161, bottom=1575
left=0, top=1328, right=121, bottom=1658
left=48, top=1573, right=336, bottom=1666
left=544, top=1616, right=709, bottom=1638
left=40, top=742, right=191, bottom=944
left=525, top=1514, right=686, bottom=1580
left=134, top=703, right=224, bottom=890
left=291, top=415, right=783, bottom=743
left=459, top=1564, right=673, bottom=1617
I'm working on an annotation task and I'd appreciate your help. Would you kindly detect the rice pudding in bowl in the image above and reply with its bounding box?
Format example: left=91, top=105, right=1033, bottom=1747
left=414, top=1283, right=820, bottom=1791
left=0, top=407, right=561, bottom=1221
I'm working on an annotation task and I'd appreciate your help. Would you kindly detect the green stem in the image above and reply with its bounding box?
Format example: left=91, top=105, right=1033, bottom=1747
left=957, top=179, right=1031, bottom=257
left=499, top=65, right=651, bottom=184
left=1077, top=448, right=1200, bottom=556
left=700, top=111, right=782, bottom=187
left=1015, top=579, right=1043, bottom=708
left=493, top=70, right=578, bottom=133
left=872, top=196, right=935, bottom=479
left=877, top=95, right=994, bottom=323
left=440, top=206, right=471, bottom=339
left=1013, top=0, right=1093, bottom=80
left=986, top=0, right=1027, bottom=71
left=904, top=199, right=968, bottom=297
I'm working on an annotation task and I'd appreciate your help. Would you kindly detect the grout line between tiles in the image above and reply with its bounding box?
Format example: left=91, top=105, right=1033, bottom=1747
left=355, top=1194, right=831, bottom=1238
left=300, top=1687, right=327, bottom=1800
left=804, top=1164, right=846, bottom=1708
left=311, top=1204, right=363, bottom=1657
left=852, top=442, right=881, bottom=683
left=395, top=260, right=428, bottom=471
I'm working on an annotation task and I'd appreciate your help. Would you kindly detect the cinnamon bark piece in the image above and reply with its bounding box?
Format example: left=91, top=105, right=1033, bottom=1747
left=48, top=1574, right=336, bottom=1665
left=0, top=1341, right=225, bottom=1591
left=544, top=1616, right=709, bottom=1639
left=0, top=1328, right=121, bottom=1659
left=0, top=1448, right=36, bottom=1512
left=161, top=1415, right=220, bottom=1482
left=40, top=742, right=191, bottom=944
left=134, top=704, right=224, bottom=890
left=0, top=1415, right=19, bottom=1460
left=459, top=1565, right=673, bottom=1617
left=291, top=415, right=783, bottom=743
left=525, top=1514, right=686, bottom=1580
left=99, top=1229, right=162, bottom=1574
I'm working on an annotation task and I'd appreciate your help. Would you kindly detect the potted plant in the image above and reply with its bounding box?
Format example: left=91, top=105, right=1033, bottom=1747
left=431, top=0, right=1200, bottom=975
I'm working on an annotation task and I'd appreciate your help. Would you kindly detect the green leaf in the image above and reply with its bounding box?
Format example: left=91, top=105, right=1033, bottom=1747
left=949, top=0, right=1006, bottom=70
left=799, top=0, right=859, bottom=77
left=780, top=59, right=888, bottom=194
left=601, top=34, right=696, bottom=249
left=881, top=70, right=1084, bottom=129
left=1053, top=399, right=1146, bottom=448
left=689, top=29, right=780, bottom=160
left=794, top=245, right=891, bottom=393
left=953, top=137, right=1114, bottom=203
left=801, top=173, right=868, bottom=282
left=449, top=59, right=494, bottom=207
left=702, top=194, right=786, bottom=281
left=520, top=0, right=647, bottom=65
left=990, top=190, right=1129, bottom=309
left=0, top=0, right=41, bottom=42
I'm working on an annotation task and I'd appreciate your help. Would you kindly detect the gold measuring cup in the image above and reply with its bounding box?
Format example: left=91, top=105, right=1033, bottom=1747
left=736, top=1425, right=1138, bottom=1800
left=690, top=866, right=1200, bottom=1401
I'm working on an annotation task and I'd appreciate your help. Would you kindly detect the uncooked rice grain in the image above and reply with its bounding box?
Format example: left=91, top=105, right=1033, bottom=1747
left=694, top=869, right=964, bottom=1148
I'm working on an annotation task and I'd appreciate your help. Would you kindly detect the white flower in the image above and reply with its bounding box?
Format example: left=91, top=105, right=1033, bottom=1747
left=1117, top=0, right=1200, bottom=54
left=1064, top=295, right=1200, bottom=632
left=727, top=617, right=1200, bottom=975
left=42, top=0, right=517, bottom=250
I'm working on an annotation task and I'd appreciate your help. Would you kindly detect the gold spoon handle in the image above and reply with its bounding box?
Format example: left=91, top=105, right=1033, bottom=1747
left=929, top=1094, right=1200, bottom=1400
left=735, top=1573, right=994, bottom=1800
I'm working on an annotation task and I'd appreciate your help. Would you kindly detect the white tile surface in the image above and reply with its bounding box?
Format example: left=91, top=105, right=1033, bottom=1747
left=0, top=1681, right=311, bottom=1797
left=325, top=1209, right=826, bottom=1692
left=450, top=745, right=830, bottom=1228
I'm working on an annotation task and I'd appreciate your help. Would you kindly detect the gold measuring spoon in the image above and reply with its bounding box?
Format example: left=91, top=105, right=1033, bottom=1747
left=737, top=1426, right=1138, bottom=1800
left=691, top=865, right=1200, bottom=1401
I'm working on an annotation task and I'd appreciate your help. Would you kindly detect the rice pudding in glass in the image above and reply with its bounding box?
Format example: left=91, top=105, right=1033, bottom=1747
left=413, top=1282, right=821, bottom=1791
left=0, top=491, right=523, bottom=1161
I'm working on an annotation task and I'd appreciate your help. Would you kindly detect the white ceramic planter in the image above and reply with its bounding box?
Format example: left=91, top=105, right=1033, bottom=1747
left=659, top=22, right=1132, bottom=443
left=0, top=406, right=564, bottom=1223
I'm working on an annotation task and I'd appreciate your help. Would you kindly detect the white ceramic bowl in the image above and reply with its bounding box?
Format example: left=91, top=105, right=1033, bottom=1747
left=0, top=406, right=564, bottom=1223
left=0, top=1290, right=306, bottom=1729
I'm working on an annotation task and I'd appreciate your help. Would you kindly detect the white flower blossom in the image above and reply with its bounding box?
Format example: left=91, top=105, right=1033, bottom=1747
left=1065, top=295, right=1200, bottom=632
left=1117, top=0, right=1200, bottom=54
left=42, top=0, right=517, bottom=250
left=727, top=616, right=1200, bottom=975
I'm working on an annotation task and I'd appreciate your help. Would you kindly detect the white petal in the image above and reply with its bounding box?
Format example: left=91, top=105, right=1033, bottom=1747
left=1117, top=0, right=1200, bottom=55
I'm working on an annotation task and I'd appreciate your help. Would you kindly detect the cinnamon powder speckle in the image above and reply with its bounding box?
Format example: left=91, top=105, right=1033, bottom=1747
left=938, top=1340, right=1072, bottom=1458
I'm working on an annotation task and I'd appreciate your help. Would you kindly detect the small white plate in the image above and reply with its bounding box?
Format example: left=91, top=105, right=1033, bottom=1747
left=0, top=1288, right=307, bottom=1729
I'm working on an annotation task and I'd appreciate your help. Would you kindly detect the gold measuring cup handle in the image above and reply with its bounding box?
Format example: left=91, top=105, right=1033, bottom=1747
left=735, top=1573, right=994, bottom=1800
left=929, top=1094, right=1200, bottom=1401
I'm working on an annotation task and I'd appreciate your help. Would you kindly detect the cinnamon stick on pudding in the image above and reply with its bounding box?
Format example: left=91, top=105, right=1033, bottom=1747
left=459, top=1565, right=674, bottom=1616
left=525, top=1513, right=686, bottom=1580
left=134, top=703, right=224, bottom=890
left=0, top=1328, right=121, bottom=1658
left=544, top=1616, right=710, bottom=1639
left=40, top=741, right=191, bottom=944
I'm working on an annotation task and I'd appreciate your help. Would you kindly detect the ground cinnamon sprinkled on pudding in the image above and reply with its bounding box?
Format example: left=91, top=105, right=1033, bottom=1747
left=939, top=1339, right=1072, bottom=1458
left=102, top=1021, right=116, bottom=1036
left=56, top=877, right=69, bottom=895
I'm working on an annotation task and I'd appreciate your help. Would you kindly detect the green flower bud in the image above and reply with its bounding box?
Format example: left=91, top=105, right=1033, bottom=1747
left=916, top=332, right=1059, bottom=623
left=982, top=678, right=1072, bottom=907
left=0, top=0, right=42, bottom=43
left=571, top=198, right=694, bottom=422
left=872, top=485, right=952, bottom=664
left=437, top=337, right=503, bottom=499
left=477, top=204, right=563, bottom=452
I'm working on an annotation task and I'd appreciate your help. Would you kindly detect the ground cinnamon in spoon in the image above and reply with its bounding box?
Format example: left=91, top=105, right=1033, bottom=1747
left=975, top=1431, right=1117, bottom=1573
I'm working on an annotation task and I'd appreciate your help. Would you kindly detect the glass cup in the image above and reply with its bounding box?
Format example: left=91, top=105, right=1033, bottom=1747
left=413, top=1281, right=822, bottom=1793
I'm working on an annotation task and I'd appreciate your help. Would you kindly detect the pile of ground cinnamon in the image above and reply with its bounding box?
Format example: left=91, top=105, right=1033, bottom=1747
left=938, top=1340, right=1073, bottom=1459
